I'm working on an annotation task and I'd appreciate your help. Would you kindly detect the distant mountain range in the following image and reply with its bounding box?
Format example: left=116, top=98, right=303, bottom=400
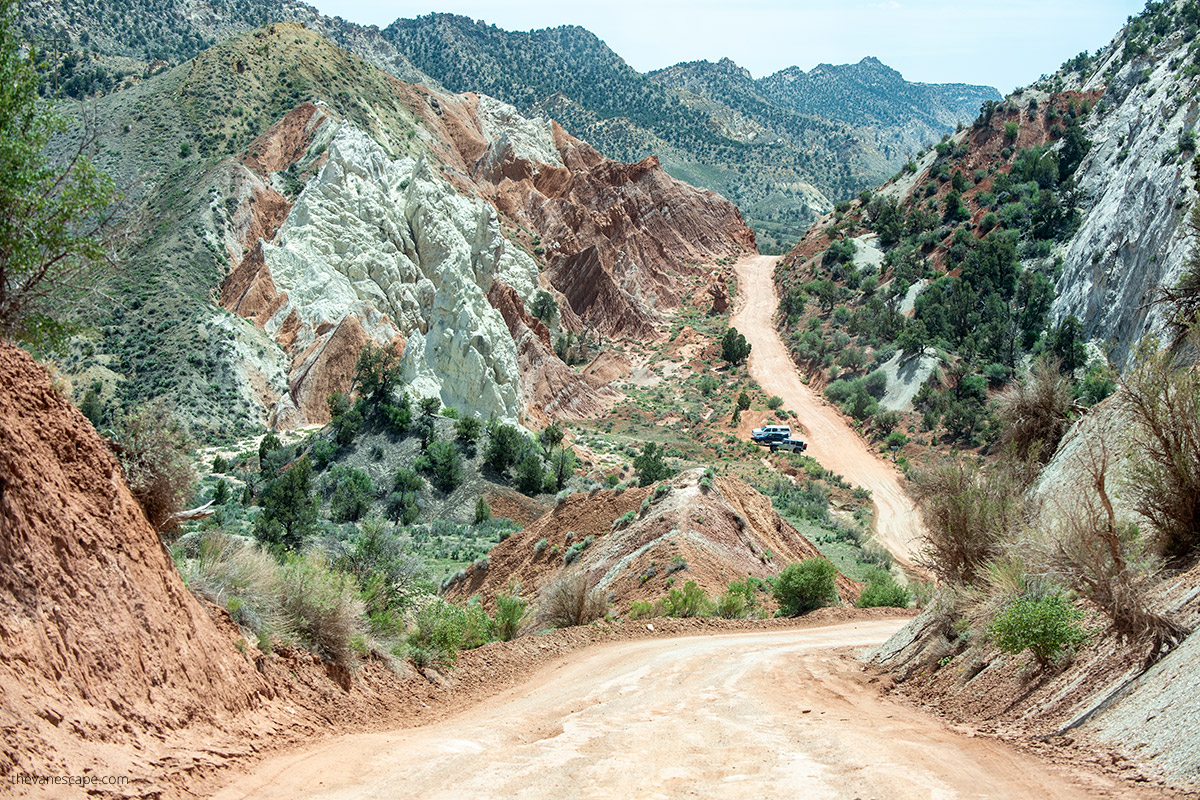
left=19, top=2, right=997, bottom=251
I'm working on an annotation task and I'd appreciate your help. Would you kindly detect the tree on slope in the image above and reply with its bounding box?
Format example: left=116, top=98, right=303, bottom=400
left=0, top=0, right=117, bottom=351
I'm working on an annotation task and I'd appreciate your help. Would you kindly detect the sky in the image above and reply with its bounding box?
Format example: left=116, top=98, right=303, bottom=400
left=308, top=0, right=1147, bottom=94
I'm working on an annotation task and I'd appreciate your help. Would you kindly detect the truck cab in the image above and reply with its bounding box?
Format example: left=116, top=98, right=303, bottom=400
left=751, top=424, right=791, bottom=443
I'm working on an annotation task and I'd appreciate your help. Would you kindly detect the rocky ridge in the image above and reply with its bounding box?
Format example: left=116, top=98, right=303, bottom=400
left=448, top=468, right=859, bottom=614
left=57, top=23, right=753, bottom=432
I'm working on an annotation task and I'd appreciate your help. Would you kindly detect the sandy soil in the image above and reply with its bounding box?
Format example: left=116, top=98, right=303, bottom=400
left=211, top=619, right=1163, bottom=799
left=731, top=254, right=926, bottom=570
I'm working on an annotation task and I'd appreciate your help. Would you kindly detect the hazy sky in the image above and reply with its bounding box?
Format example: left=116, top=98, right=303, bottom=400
left=308, top=0, right=1147, bottom=93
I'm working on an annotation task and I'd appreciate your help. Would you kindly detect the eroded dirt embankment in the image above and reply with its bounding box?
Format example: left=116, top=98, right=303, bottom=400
left=731, top=254, right=926, bottom=570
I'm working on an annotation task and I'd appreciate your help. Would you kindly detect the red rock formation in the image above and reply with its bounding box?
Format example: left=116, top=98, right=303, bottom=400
left=218, top=79, right=754, bottom=427
left=0, top=343, right=266, bottom=781
left=488, top=280, right=619, bottom=424
left=448, top=469, right=857, bottom=613
left=242, top=102, right=331, bottom=176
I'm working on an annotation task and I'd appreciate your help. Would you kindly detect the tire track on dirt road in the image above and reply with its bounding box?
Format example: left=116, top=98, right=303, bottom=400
left=731, top=254, right=925, bottom=571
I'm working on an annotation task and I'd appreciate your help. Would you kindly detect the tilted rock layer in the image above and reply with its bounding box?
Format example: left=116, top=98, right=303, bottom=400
left=208, top=30, right=752, bottom=427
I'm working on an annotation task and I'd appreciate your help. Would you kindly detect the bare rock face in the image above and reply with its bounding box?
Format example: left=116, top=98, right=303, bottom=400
left=215, top=62, right=754, bottom=428
left=0, top=344, right=265, bottom=779
left=1052, top=36, right=1200, bottom=364
left=226, top=122, right=540, bottom=425
left=487, top=281, right=620, bottom=425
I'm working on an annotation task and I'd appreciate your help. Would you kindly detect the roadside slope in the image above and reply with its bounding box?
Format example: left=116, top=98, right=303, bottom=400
left=731, top=254, right=925, bottom=569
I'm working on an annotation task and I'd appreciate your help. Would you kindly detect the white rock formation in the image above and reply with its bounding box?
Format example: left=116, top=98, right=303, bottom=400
left=1050, top=26, right=1199, bottom=364
left=260, top=124, right=540, bottom=423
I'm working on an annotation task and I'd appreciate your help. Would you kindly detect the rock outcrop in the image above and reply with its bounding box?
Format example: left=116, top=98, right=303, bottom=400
left=213, top=42, right=754, bottom=427
left=1051, top=27, right=1200, bottom=364
left=448, top=468, right=857, bottom=612
left=0, top=343, right=266, bottom=781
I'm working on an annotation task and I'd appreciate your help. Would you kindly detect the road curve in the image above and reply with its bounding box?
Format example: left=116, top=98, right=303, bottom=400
left=210, top=620, right=1152, bottom=800
left=731, top=254, right=925, bottom=570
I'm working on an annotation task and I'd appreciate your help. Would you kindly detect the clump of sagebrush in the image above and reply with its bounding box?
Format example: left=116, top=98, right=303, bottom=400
left=1120, top=337, right=1200, bottom=565
left=994, top=356, right=1074, bottom=464
left=913, top=456, right=1025, bottom=586
left=1046, top=439, right=1190, bottom=665
left=111, top=402, right=196, bottom=532
left=538, top=572, right=607, bottom=628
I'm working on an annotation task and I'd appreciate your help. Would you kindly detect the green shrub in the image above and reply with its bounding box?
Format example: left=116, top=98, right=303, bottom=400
left=766, top=395, right=784, bottom=410
left=494, top=590, right=529, bottom=641
left=855, top=568, right=910, bottom=608
left=517, top=453, right=546, bottom=495
left=987, top=590, right=1088, bottom=667
left=328, top=465, right=374, bottom=523
left=485, top=424, right=523, bottom=473
left=278, top=552, right=365, bottom=666
left=254, top=457, right=320, bottom=551
left=633, top=442, right=674, bottom=487
left=714, top=579, right=762, bottom=619
left=474, top=496, right=491, bottom=523
left=420, top=440, right=463, bottom=492
left=721, top=327, right=752, bottom=365
left=773, top=559, right=839, bottom=616
left=456, top=416, right=481, bottom=443
left=662, top=580, right=713, bottom=617
left=628, top=599, right=661, bottom=620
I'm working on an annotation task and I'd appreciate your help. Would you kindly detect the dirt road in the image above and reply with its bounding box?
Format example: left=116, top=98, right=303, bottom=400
left=211, top=620, right=1153, bottom=799
left=731, top=254, right=925, bottom=570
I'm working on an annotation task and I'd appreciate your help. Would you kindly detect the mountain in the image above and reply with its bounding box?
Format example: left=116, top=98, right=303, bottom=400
left=384, top=14, right=999, bottom=251
left=767, top=0, right=1200, bottom=458
left=18, top=3, right=997, bottom=253
left=45, top=22, right=751, bottom=439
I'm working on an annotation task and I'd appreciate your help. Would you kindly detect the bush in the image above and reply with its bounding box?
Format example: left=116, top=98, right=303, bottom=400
left=1122, top=340, right=1200, bottom=563
left=662, top=580, right=713, bottom=617
left=715, top=579, right=763, bottom=619
left=863, top=369, right=888, bottom=399
left=914, top=458, right=1022, bottom=585
left=538, top=572, right=606, bottom=628
left=995, top=357, right=1073, bottom=464
left=633, top=442, right=674, bottom=487
left=855, top=568, right=910, bottom=608
left=278, top=552, right=365, bottom=666
left=354, top=342, right=402, bottom=403
left=111, top=403, right=195, bottom=531
left=531, top=289, right=558, bottom=323
left=455, top=416, right=481, bottom=443
left=328, top=465, right=374, bottom=523
left=473, top=496, right=491, bottom=523
left=766, top=395, right=784, bottom=410
left=485, top=424, right=523, bottom=474
left=419, top=440, right=463, bottom=492
left=494, top=589, right=529, bottom=641
left=516, top=452, right=546, bottom=495
left=254, top=457, right=320, bottom=551
left=773, top=559, right=839, bottom=616
left=721, top=327, right=752, bottom=365
left=176, top=532, right=289, bottom=642
left=698, top=374, right=720, bottom=396
left=408, top=598, right=488, bottom=666
left=987, top=589, right=1087, bottom=667
left=628, top=599, right=660, bottom=620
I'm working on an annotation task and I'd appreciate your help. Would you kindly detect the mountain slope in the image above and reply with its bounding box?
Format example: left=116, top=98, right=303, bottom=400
left=52, top=22, right=752, bottom=437
left=384, top=14, right=998, bottom=251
